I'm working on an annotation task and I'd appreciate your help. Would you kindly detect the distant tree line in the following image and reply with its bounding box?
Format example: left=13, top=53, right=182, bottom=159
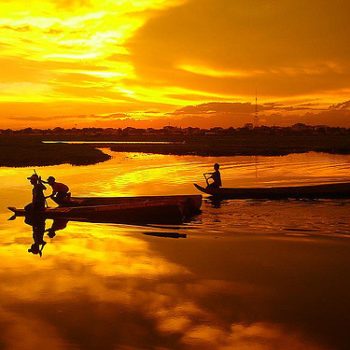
left=1, top=124, right=350, bottom=136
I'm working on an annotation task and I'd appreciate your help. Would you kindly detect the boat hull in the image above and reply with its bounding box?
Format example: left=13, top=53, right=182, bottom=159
left=194, top=182, right=350, bottom=199
left=8, top=200, right=186, bottom=225
left=61, top=195, right=202, bottom=217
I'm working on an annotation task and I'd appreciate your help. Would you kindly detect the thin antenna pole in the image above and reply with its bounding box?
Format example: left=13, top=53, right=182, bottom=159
left=254, top=89, right=259, bottom=128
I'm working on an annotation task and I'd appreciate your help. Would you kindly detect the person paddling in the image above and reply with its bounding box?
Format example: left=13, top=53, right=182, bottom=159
left=204, top=163, right=222, bottom=189
left=25, top=174, right=46, bottom=212
left=42, top=176, right=70, bottom=205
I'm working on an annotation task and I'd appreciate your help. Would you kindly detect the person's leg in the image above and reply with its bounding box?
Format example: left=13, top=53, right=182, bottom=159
left=54, top=192, right=69, bottom=206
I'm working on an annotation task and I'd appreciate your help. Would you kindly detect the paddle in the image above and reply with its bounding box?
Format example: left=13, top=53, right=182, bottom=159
left=203, top=172, right=211, bottom=186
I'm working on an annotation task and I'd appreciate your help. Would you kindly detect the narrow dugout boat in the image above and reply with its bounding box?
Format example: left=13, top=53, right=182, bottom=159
left=194, top=182, right=350, bottom=199
left=60, top=194, right=202, bottom=217
left=8, top=200, right=187, bottom=225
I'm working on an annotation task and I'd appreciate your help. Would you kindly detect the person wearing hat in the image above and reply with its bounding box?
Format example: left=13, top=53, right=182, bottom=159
left=25, top=174, right=47, bottom=212
left=204, top=163, right=222, bottom=189
left=42, top=176, right=70, bottom=205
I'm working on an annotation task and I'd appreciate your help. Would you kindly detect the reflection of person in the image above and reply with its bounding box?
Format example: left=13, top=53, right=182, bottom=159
left=25, top=214, right=46, bottom=257
left=204, top=163, right=222, bottom=189
left=25, top=174, right=46, bottom=213
left=45, top=218, right=68, bottom=238
left=42, top=176, right=70, bottom=205
left=24, top=215, right=69, bottom=256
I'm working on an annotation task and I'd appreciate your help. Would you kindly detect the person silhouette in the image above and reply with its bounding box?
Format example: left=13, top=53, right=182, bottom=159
left=25, top=214, right=46, bottom=257
left=45, top=218, right=68, bottom=238
left=42, top=176, right=70, bottom=205
left=204, top=163, right=222, bottom=189
left=25, top=174, right=46, bottom=213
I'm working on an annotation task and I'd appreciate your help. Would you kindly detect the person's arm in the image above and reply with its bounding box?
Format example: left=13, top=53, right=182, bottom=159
left=45, top=188, right=56, bottom=198
left=204, top=172, right=214, bottom=178
left=38, top=176, right=48, bottom=186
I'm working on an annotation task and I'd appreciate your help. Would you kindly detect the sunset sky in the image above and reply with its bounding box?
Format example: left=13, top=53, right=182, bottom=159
left=1, top=0, right=350, bottom=128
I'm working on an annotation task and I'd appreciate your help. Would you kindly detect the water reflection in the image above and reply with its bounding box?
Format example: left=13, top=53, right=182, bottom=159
left=1, top=151, right=350, bottom=349
left=3, top=214, right=346, bottom=349
left=25, top=214, right=47, bottom=257
left=16, top=213, right=188, bottom=257
left=23, top=216, right=68, bottom=257
left=45, top=218, right=68, bottom=239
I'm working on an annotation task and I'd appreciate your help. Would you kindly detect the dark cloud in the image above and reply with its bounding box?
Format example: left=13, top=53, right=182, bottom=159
left=128, top=0, right=350, bottom=97
left=330, top=100, right=350, bottom=110
left=173, top=102, right=258, bottom=115
left=3, top=100, right=350, bottom=129
left=44, top=28, right=65, bottom=35
left=7, top=112, right=130, bottom=122
left=169, top=101, right=350, bottom=127
left=171, top=102, right=290, bottom=116
left=0, top=25, right=31, bottom=32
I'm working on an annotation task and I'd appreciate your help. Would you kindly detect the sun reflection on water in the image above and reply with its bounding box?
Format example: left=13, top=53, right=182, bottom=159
left=1, top=151, right=350, bottom=349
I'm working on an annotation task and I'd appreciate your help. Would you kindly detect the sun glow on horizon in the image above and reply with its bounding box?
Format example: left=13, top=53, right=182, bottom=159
left=0, top=1, right=186, bottom=113
left=0, top=0, right=350, bottom=127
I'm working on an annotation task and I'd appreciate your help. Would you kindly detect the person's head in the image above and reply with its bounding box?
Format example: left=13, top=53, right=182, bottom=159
left=214, top=163, right=220, bottom=171
left=27, top=174, right=39, bottom=185
left=28, top=243, right=39, bottom=255
left=47, top=176, right=56, bottom=185
left=47, top=228, right=56, bottom=238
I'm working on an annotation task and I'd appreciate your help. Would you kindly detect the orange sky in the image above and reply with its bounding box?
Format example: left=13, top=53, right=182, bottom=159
left=1, top=0, right=350, bottom=128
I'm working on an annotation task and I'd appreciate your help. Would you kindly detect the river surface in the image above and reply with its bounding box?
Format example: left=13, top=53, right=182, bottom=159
left=1, top=151, right=350, bottom=349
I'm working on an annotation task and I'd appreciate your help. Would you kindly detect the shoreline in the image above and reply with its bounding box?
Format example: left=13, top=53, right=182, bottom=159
left=109, top=133, right=350, bottom=156
left=109, top=144, right=350, bottom=157
left=1, top=133, right=350, bottom=167
left=0, top=139, right=110, bottom=167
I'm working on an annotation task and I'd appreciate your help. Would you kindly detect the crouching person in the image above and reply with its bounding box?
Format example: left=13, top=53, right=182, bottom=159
left=43, top=176, right=70, bottom=206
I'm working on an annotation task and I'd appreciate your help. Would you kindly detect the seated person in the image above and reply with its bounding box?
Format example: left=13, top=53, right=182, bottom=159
left=42, top=176, right=70, bottom=205
left=204, top=163, right=222, bottom=189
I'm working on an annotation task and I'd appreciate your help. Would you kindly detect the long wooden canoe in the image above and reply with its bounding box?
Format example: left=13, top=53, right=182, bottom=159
left=194, top=182, right=350, bottom=199
left=8, top=200, right=186, bottom=225
left=59, top=194, right=202, bottom=217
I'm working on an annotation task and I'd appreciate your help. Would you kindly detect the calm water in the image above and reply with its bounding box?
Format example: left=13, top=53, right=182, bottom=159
left=1, top=151, right=350, bottom=349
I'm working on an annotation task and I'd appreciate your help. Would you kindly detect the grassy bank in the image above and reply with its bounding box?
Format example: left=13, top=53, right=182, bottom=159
left=0, top=136, right=111, bottom=167
left=1, top=132, right=350, bottom=167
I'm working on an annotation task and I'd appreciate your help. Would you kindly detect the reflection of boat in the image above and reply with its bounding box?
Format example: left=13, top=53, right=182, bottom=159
left=143, top=231, right=187, bottom=239
left=194, top=182, right=350, bottom=199
left=16, top=210, right=189, bottom=258
left=64, top=195, right=202, bottom=217
left=9, top=200, right=189, bottom=225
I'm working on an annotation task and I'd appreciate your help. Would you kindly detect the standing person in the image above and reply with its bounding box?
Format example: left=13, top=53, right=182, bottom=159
left=43, top=176, right=70, bottom=205
left=25, top=174, right=46, bottom=212
left=204, top=163, right=222, bottom=189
